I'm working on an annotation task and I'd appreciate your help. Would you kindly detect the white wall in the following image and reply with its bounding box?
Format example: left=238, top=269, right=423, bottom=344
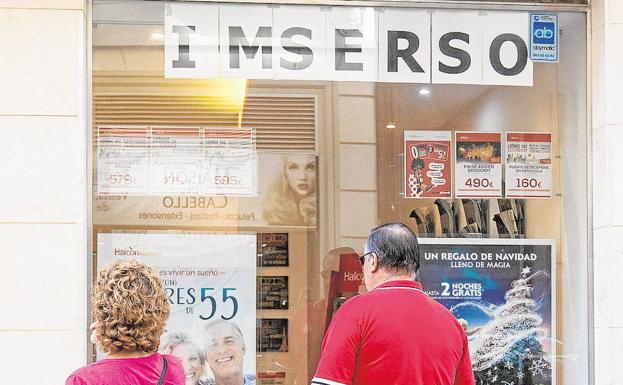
left=333, top=82, right=378, bottom=254
left=0, top=1, right=88, bottom=384
left=592, top=0, right=623, bottom=384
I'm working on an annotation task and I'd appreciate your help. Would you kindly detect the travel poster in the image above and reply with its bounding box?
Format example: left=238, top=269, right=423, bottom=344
left=257, top=276, right=289, bottom=310
left=257, top=233, right=289, bottom=267
left=418, top=238, right=556, bottom=385
left=149, top=127, right=202, bottom=195
left=404, top=130, right=452, bottom=198
left=94, top=152, right=317, bottom=229
left=505, top=132, right=553, bottom=198
left=97, top=126, right=150, bottom=195
left=455, top=132, right=503, bottom=198
left=96, top=231, right=257, bottom=380
left=97, top=126, right=257, bottom=196
left=257, top=318, right=289, bottom=352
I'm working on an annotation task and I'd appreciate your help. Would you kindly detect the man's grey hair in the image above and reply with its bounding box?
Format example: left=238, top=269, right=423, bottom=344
left=364, top=222, right=420, bottom=274
left=203, top=319, right=244, bottom=341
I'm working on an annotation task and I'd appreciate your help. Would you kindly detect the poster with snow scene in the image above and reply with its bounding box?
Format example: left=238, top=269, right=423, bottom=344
left=418, top=238, right=555, bottom=385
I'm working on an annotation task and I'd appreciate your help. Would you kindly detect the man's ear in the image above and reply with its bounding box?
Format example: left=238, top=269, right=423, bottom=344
left=370, top=252, right=379, bottom=273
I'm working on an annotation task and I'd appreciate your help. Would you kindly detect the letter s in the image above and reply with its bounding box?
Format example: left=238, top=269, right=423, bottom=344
left=438, top=32, right=471, bottom=74
left=280, top=27, right=313, bottom=70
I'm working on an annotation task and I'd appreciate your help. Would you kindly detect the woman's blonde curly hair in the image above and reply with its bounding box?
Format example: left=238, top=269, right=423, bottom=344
left=92, top=260, right=170, bottom=353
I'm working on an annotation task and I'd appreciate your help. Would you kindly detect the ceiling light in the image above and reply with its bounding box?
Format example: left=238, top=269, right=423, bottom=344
left=150, top=32, right=164, bottom=41
left=419, top=88, right=431, bottom=96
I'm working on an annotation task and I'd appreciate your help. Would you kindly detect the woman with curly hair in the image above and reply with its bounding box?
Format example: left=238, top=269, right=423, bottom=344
left=66, top=260, right=185, bottom=385
left=262, top=154, right=316, bottom=226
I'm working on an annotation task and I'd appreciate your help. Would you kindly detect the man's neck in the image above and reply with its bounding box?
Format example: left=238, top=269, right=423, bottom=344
left=369, top=271, right=414, bottom=290
left=215, top=375, right=244, bottom=385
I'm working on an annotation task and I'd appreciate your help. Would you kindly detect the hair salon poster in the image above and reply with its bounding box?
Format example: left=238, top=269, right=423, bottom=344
left=404, top=131, right=452, bottom=198
left=96, top=231, right=257, bottom=380
left=94, top=151, right=317, bottom=228
left=418, top=238, right=556, bottom=385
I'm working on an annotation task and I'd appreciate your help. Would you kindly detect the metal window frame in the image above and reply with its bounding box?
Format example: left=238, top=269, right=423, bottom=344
left=165, top=0, right=588, bottom=12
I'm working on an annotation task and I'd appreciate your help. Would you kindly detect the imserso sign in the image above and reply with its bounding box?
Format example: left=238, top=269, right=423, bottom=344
left=165, top=3, right=533, bottom=86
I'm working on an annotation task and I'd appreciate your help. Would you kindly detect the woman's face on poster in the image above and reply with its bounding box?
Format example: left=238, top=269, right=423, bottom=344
left=284, top=155, right=316, bottom=196
left=170, top=343, right=204, bottom=385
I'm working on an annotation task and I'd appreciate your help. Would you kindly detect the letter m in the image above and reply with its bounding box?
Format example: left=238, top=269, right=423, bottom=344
left=229, top=26, right=272, bottom=69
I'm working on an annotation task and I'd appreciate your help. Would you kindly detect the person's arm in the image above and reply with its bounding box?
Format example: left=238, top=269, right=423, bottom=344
left=311, top=301, right=359, bottom=385
left=455, top=333, right=476, bottom=385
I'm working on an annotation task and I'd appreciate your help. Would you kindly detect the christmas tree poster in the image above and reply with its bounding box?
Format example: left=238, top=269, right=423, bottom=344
left=418, top=238, right=555, bottom=385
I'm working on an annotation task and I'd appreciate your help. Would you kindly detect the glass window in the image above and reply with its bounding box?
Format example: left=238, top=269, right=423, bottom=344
left=92, top=2, right=589, bottom=385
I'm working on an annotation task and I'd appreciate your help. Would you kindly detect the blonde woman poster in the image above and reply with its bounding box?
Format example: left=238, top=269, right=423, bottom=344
left=261, top=153, right=317, bottom=227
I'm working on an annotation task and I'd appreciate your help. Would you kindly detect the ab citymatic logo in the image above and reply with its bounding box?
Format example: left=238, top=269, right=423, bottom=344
left=532, top=21, right=555, bottom=44
left=529, top=13, right=558, bottom=62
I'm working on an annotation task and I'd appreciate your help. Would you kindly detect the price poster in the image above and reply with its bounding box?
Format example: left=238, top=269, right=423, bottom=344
left=505, top=132, right=552, bottom=198
left=94, top=154, right=317, bottom=229
left=204, top=128, right=258, bottom=196
left=257, top=276, right=289, bottom=310
left=96, top=232, right=257, bottom=380
left=404, top=131, right=452, bottom=198
left=257, top=233, right=289, bottom=266
left=96, top=126, right=257, bottom=196
left=97, top=127, right=150, bottom=195
left=150, top=127, right=202, bottom=195
left=418, top=238, right=556, bottom=385
left=257, top=318, right=289, bottom=352
left=455, top=132, right=503, bottom=198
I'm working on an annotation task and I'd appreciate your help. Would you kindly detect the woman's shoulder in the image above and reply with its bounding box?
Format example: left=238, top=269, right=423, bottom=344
left=65, top=353, right=184, bottom=385
left=161, top=353, right=185, bottom=383
left=64, top=359, right=116, bottom=385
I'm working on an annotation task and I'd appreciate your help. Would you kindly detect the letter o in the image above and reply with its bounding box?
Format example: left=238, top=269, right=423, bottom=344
left=489, top=33, right=527, bottom=76
left=163, top=196, right=173, bottom=208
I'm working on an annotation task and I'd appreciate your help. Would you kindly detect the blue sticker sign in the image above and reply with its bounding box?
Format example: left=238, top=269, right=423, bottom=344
left=530, top=13, right=558, bottom=62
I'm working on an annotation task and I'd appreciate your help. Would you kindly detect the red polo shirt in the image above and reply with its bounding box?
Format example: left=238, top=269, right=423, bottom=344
left=312, top=280, right=475, bottom=385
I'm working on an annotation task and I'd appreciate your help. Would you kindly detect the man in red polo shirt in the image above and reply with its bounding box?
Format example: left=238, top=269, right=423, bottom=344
left=311, top=223, right=475, bottom=385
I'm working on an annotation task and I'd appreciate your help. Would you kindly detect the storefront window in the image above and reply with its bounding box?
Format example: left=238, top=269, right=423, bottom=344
left=92, top=2, right=589, bottom=385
